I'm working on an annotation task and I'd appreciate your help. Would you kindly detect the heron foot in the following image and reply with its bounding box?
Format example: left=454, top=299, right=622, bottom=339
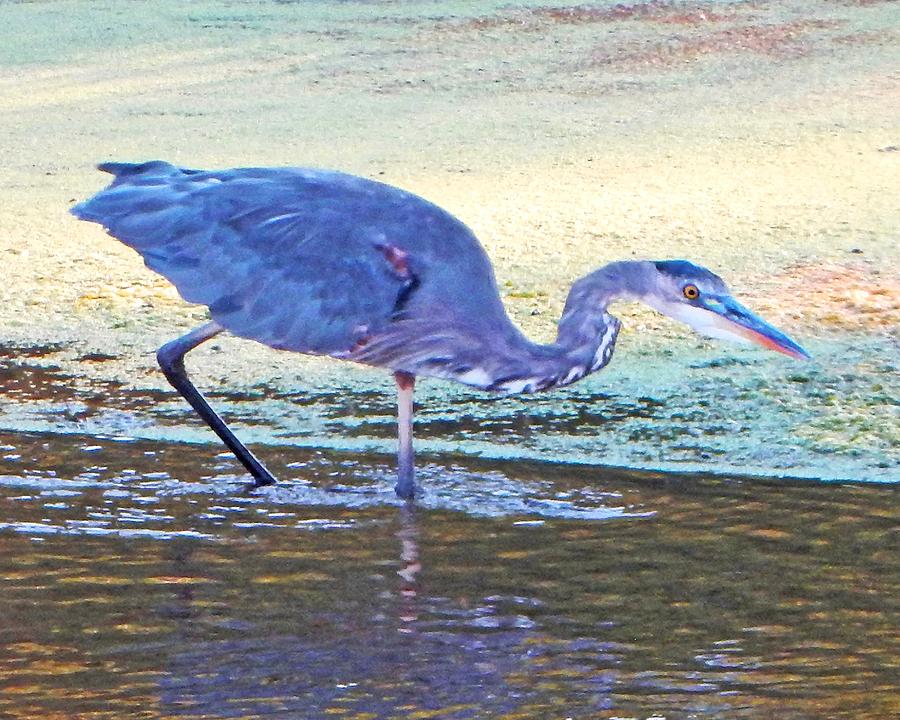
left=242, top=471, right=277, bottom=493
left=251, top=466, right=278, bottom=487
left=394, top=470, right=418, bottom=500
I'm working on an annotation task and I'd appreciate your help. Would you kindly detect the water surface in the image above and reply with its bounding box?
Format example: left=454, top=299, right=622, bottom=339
left=1, top=431, right=896, bottom=718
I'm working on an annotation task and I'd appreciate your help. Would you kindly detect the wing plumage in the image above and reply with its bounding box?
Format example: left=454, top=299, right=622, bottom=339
left=72, top=161, right=508, bottom=359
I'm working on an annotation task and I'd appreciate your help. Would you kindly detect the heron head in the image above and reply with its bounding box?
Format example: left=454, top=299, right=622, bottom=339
left=642, top=260, right=810, bottom=360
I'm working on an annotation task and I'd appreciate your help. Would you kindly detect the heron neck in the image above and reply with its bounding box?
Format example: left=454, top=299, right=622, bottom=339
left=364, top=262, right=651, bottom=394
left=553, top=259, right=651, bottom=350
left=485, top=262, right=648, bottom=393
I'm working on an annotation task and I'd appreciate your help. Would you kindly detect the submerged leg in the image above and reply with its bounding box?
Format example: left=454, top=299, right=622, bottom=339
left=394, top=371, right=416, bottom=500
left=157, top=321, right=277, bottom=487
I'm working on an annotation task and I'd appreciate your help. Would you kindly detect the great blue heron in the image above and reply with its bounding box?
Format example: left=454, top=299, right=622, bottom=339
left=72, top=161, right=809, bottom=498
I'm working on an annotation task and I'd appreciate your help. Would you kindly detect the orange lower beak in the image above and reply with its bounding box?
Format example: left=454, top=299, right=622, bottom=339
left=707, top=298, right=811, bottom=360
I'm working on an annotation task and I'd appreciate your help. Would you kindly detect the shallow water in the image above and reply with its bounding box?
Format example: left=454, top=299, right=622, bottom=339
left=0, top=431, right=896, bottom=719
left=2, top=337, right=898, bottom=489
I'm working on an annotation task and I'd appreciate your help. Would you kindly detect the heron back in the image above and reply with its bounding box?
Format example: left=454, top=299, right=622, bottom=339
left=72, top=162, right=512, bottom=359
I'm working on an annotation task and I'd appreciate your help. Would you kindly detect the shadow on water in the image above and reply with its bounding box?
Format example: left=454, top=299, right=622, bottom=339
left=0, top=431, right=897, bottom=719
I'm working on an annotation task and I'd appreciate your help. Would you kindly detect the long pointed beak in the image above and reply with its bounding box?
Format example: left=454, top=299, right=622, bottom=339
left=703, top=296, right=811, bottom=360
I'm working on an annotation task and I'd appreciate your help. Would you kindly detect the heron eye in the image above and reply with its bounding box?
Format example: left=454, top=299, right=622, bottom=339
left=683, top=284, right=700, bottom=300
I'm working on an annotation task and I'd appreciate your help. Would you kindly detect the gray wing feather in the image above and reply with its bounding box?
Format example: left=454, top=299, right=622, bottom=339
left=73, top=166, right=414, bottom=353
left=72, top=161, right=497, bottom=355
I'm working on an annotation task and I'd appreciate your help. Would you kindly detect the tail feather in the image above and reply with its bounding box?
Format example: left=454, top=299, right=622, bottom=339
left=97, top=160, right=177, bottom=178
left=71, top=161, right=185, bottom=220
left=96, top=160, right=186, bottom=187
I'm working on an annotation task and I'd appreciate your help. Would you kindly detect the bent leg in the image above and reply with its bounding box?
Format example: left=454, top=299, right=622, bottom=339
left=394, top=371, right=416, bottom=500
left=158, top=321, right=277, bottom=487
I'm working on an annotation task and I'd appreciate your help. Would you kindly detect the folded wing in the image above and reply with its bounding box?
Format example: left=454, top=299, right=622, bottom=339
left=72, top=161, right=475, bottom=356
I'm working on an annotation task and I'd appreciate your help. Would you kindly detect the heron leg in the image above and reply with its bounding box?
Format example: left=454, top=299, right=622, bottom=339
left=394, top=371, right=417, bottom=500
left=157, top=321, right=277, bottom=488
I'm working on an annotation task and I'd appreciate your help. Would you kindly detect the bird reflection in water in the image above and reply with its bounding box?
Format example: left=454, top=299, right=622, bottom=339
left=396, top=505, right=422, bottom=633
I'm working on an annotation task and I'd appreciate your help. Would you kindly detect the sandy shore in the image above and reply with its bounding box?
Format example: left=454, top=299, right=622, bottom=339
left=1, top=0, right=897, bottom=481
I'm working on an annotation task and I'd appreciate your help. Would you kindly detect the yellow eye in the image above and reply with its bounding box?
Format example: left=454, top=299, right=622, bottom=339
left=683, top=284, right=700, bottom=300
